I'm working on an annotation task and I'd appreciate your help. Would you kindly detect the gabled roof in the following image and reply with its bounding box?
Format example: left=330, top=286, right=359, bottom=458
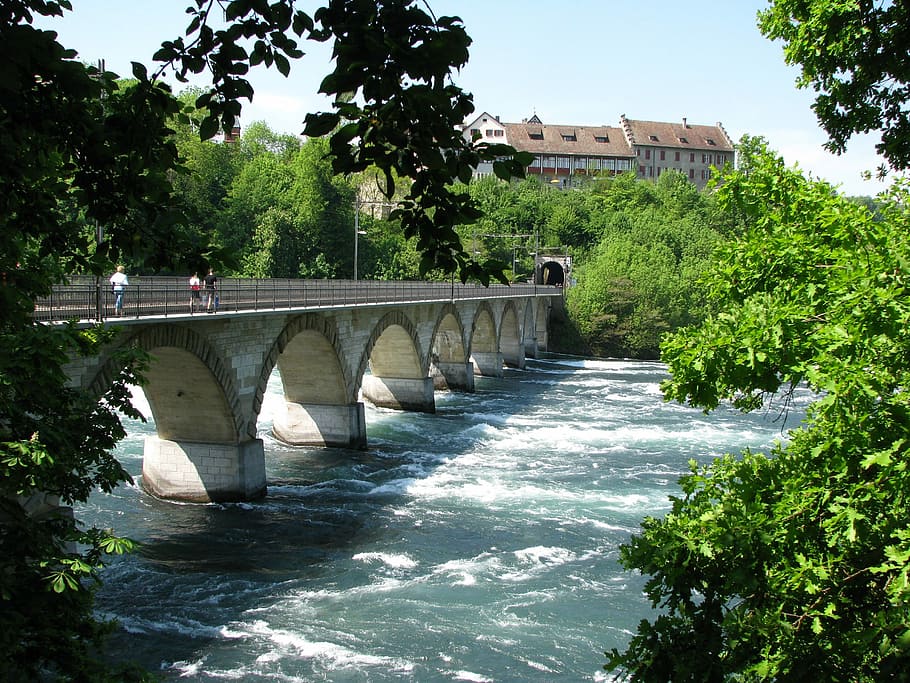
left=620, top=115, right=734, bottom=151
left=462, top=111, right=504, bottom=132
left=503, top=122, right=634, bottom=157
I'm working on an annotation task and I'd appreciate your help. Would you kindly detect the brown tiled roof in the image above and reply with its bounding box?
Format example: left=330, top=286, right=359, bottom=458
left=502, top=122, right=634, bottom=158
left=620, top=115, right=734, bottom=151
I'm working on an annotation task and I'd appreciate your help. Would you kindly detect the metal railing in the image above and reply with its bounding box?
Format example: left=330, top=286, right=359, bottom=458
left=32, top=276, right=561, bottom=323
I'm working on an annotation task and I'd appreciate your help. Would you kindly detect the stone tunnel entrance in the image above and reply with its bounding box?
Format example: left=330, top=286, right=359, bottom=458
left=534, top=254, right=572, bottom=287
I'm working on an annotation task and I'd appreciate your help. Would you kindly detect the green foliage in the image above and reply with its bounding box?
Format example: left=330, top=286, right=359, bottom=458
left=606, top=142, right=910, bottom=681
left=1, top=0, right=531, bottom=677
left=758, top=0, right=910, bottom=174
left=565, top=171, right=727, bottom=358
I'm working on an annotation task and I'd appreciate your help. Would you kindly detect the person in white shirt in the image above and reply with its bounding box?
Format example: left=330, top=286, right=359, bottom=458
left=189, top=272, right=201, bottom=312
left=109, top=265, right=128, bottom=316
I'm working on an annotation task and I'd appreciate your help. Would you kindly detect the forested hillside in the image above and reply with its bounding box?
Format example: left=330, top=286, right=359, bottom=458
left=163, top=111, right=745, bottom=358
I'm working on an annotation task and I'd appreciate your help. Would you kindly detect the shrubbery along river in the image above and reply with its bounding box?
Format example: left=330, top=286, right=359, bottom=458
left=80, top=356, right=808, bottom=681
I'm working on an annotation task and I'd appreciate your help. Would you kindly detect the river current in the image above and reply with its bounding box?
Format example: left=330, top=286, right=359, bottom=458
left=80, top=357, right=808, bottom=681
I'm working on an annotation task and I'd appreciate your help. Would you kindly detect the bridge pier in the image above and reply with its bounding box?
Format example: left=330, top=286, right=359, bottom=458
left=471, top=352, right=504, bottom=378
left=273, top=402, right=367, bottom=449
left=361, top=375, right=436, bottom=412
left=141, top=437, right=266, bottom=503
left=503, top=349, right=526, bottom=369
left=432, top=360, right=475, bottom=392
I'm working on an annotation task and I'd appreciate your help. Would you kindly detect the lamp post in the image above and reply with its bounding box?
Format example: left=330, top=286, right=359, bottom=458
left=353, top=201, right=364, bottom=281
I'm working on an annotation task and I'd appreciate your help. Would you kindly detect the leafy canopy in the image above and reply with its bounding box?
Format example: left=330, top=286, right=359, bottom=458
left=0, top=0, right=528, bottom=677
left=606, top=140, right=910, bottom=681
left=758, top=0, right=910, bottom=173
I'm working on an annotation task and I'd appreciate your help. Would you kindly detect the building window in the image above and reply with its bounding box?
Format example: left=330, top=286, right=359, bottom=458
left=530, top=156, right=541, bottom=168
left=639, top=165, right=645, bottom=175
left=660, top=150, right=666, bottom=161
left=689, top=168, right=695, bottom=179
left=557, top=156, right=570, bottom=169
left=594, top=135, right=609, bottom=143
left=470, top=128, right=480, bottom=138
left=528, top=130, right=544, bottom=140
left=645, top=149, right=651, bottom=160
left=574, top=157, right=587, bottom=169
left=706, top=138, right=716, bottom=146
left=649, top=134, right=659, bottom=142
left=675, top=151, right=680, bottom=161
left=485, top=130, right=494, bottom=137
left=561, top=134, right=576, bottom=142
left=494, top=129, right=504, bottom=137
left=690, top=152, right=695, bottom=162
left=678, top=136, right=688, bottom=144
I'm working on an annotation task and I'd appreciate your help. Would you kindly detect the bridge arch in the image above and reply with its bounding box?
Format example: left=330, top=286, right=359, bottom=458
left=359, top=310, right=428, bottom=382
left=500, top=301, right=525, bottom=369
left=263, top=313, right=365, bottom=448
left=87, top=325, right=265, bottom=503
left=431, top=303, right=468, bottom=364
left=469, top=302, right=503, bottom=377
left=359, top=310, right=434, bottom=412
left=258, top=313, right=355, bottom=409
left=429, top=303, right=474, bottom=392
left=88, top=325, right=245, bottom=443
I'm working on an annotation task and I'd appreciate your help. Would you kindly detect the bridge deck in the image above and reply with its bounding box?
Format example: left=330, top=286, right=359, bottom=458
left=34, top=277, right=561, bottom=324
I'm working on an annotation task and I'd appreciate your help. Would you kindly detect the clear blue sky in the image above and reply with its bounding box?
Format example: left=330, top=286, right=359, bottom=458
left=39, top=0, right=891, bottom=196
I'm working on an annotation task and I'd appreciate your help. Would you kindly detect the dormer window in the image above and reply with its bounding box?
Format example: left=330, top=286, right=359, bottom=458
left=649, top=134, right=659, bottom=142
left=528, top=129, right=544, bottom=140
left=706, top=138, right=716, bottom=146
left=678, top=136, right=688, bottom=144
left=561, top=133, right=577, bottom=142
left=594, top=135, right=609, bottom=143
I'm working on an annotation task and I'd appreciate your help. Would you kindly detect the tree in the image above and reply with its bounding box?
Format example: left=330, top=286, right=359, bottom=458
left=1, top=1, right=529, bottom=677
left=758, top=0, right=910, bottom=173
left=606, top=142, right=910, bottom=681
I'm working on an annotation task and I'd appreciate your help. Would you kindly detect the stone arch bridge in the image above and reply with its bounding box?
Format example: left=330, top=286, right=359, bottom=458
left=47, top=278, right=562, bottom=503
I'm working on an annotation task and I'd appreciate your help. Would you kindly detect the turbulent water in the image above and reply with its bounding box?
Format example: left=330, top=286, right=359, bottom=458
left=80, top=357, right=809, bottom=681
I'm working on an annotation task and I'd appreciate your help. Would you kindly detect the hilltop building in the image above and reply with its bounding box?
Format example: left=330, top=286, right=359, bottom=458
left=460, top=112, right=735, bottom=189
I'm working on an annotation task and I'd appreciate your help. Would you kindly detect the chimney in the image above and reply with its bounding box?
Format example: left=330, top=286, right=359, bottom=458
left=682, top=117, right=688, bottom=128
left=224, top=125, right=241, bottom=143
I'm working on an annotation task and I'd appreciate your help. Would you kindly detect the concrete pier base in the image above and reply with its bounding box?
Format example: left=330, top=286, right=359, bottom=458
left=362, top=375, right=436, bottom=413
left=433, top=361, right=475, bottom=392
left=273, top=402, right=367, bottom=449
left=141, top=437, right=266, bottom=502
left=503, top=349, right=526, bottom=369
left=471, top=352, right=504, bottom=378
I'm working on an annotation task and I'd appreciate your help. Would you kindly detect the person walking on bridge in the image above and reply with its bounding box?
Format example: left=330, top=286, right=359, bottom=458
left=109, top=265, right=128, bottom=316
left=204, top=268, right=218, bottom=313
left=189, top=272, right=201, bottom=313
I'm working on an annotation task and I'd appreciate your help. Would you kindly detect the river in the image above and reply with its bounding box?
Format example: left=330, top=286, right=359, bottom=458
left=79, top=356, right=808, bottom=681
